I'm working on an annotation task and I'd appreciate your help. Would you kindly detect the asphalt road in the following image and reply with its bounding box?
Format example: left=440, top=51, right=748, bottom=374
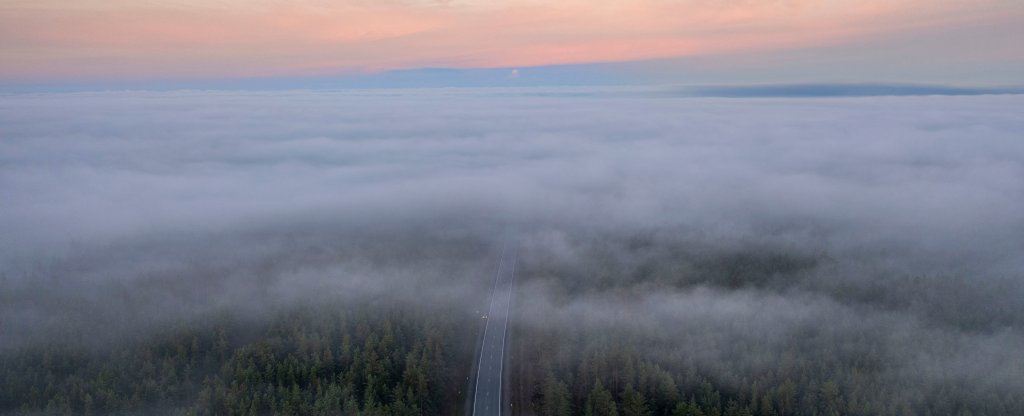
left=472, top=244, right=518, bottom=416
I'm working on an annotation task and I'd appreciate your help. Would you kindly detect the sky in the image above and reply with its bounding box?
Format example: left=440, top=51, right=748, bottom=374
left=2, top=0, right=1023, bottom=90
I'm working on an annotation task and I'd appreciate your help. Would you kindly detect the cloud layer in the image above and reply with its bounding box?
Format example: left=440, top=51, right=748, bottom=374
left=3, top=89, right=1022, bottom=265
left=2, top=90, right=1023, bottom=404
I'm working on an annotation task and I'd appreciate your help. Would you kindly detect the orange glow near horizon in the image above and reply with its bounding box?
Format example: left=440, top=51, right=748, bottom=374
left=1, top=0, right=1021, bottom=82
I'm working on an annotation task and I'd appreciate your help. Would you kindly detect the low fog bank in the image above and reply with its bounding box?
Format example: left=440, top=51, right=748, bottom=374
left=0, top=223, right=498, bottom=351
left=516, top=228, right=1024, bottom=403
left=2, top=89, right=1023, bottom=400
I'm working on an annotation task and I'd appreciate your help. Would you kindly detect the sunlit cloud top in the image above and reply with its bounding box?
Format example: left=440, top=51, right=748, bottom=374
left=1, top=0, right=1022, bottom=86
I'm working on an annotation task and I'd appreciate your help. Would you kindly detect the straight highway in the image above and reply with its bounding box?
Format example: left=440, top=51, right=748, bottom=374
left=472, top=243, right=518, bottom=416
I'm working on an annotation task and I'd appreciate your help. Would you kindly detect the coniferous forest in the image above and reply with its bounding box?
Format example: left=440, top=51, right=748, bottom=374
left=509, top=232, right=1024, bottom=416
left=4, top=228, right=1023, bottom=415
left=0, top=229, right=492, bottom=416
left=2, top=303, right=473, bottom=415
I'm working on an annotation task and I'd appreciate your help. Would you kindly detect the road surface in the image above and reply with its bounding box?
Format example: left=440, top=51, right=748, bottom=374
left=472, top=243, right=518, bottom=416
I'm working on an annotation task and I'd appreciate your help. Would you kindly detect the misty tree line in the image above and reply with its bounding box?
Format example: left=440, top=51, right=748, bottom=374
left=510, top=233, right=1024, bottom=416
left=2, top=228, right=1022, bottom=416
left=522, top=341, right=1024, bottom=416
left=518, top=331, right=881, bottom=416
left=0, top=303, right=475, bottom=416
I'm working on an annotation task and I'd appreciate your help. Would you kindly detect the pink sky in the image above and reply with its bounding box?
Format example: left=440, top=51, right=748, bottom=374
left=1, top=0, right=1021, bottom=83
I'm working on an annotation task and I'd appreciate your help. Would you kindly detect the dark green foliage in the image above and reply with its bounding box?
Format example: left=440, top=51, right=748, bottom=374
left=620, top=385, right=651, bottom=416
left=584, top=381, right=618, bottom=416
left=0, top=303, right=472, bottom=416
left=541, top=372, right=572, bottom=416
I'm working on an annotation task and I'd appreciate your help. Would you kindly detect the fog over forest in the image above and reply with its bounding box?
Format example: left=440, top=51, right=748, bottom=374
left=1, top=89, right=1023, bottom=414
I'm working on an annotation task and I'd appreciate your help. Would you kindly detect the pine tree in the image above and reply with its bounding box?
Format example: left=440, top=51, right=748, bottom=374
left=541, top=372, right=572, bottom=416
left=585, top=381, right=618, bottom=416
left=672, top=400, right=706, bottom=416
left=621, top=384, right=652, bottom=416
